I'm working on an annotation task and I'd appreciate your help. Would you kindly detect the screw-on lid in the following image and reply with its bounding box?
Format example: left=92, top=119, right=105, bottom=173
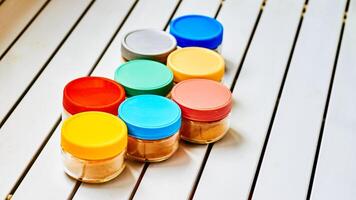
left=63, top=77, right=126, bottom=115
left=167, top=47, right=225, bottom=82
left=118, top=95, right=181, bottom=140
left=172, top=79, right=232, bottom=122
left=169, top=15, right=223, bottom=49
left=61, top=111, right=127, bottom=160
left=121, top=29, right=177, bottom=63
left=114, top=60, right=173, bottom=97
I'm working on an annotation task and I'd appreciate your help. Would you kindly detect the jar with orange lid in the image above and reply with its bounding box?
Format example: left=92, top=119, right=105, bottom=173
left=62, top=77, right=126, bottom=120
left=119, top=95, right=181, bottom=162
left=172, top=79, right=232, bottom=144
left=167, top=47, right=225, bottom=83
left=61, top=111, right=127, bottom=183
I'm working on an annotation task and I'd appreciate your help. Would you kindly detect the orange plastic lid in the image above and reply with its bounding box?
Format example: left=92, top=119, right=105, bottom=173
left=167, top=47, right=224, bottom=82
left=171, top=79, right=232, bottom=121
left=63, top=77, right=126, bottom=115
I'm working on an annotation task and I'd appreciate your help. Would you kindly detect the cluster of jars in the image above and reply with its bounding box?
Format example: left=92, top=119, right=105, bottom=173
left=60, top=15, right=233, bottom=183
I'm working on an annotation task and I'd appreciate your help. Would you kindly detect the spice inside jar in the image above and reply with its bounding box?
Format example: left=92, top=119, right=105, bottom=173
left=121, top=29, right=177, bottom=63
left=169, top=15, right=223, bottom=52
left=172, top=79, right=232, bottom=144
left=167, top=47, right=225, bottom=83
left=114, top=60, right=173, bottom=97
left=61, top=111, right=127, bottom=183
left=62, top=76, right=126, bottom=120
left=118, top=95, right=181, bottom=162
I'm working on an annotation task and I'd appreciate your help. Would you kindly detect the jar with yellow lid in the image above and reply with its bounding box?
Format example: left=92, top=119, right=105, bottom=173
left=167, top=47, right=225, bottom=83
left=61, top=111, right=127, bottom=183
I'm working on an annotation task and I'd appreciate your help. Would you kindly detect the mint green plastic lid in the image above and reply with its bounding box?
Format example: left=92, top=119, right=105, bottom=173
left=114, top=60, right=174, bottom=97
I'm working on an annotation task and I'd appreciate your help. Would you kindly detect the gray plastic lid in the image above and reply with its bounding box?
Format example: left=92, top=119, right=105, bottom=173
left=121, top=29, right=177, bottom=63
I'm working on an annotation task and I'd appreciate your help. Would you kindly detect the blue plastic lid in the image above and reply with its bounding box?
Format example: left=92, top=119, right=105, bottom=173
left=118, top=95, right=181, bottom=140
left=169, top=15, right=223, bottom=49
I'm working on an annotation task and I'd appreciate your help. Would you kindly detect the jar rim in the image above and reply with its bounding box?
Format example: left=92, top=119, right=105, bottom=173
left=63, top=76, right=126, bottom=115
left=172, top=79, right=232, bottom=121
left=61, top=111, right=127, bottom=160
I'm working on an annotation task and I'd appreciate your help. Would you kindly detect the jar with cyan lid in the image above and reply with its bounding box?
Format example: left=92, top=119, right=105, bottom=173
left=167, top=47, right=225, bottom=83
left=62, top=76, right=126, bottom=120
left=172, top=79, right=232, bottom=144
left=121, top=29, right=177, bottom=63
left=119, top=95, right=181, bottom=162
left=114, top=60, right=173, bottom=97
left=169, top=15, right=223, bottom=52
left=61, top=111, right=127, bottom=183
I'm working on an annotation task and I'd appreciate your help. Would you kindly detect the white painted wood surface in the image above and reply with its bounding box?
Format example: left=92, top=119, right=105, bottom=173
left=0, top=0, right=93, bottom=198
left=0, top=0, right=354, bottom=199
left=0, top=0, right=47, bottom=56
left=194, top=0, right=305, bottom=199
left=0, top=0, right=92, bottom=123
left=133, top=0, right=262, bottom=199
left=252, top=0, right=347, bottom=199
left=9, top=0, right=136, bottom=199
left=311, top=1, right=356, bottom=199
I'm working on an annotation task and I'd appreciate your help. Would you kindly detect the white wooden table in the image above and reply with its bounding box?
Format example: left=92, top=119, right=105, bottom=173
left=0, top=0, right=355, bottom=199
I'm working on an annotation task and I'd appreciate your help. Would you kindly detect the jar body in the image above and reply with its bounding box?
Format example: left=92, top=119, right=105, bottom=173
left=62, top=108, right=72, bottom=120
left=180, top=115, right=230, bottom=144
left=127, top=132, right=179, bottom=162
left=177, top=44, right=222, bottom=53
left=62, top=149, right=126, bottom=183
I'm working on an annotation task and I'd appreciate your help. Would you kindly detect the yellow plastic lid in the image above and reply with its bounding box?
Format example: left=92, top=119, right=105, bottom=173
left=61, top=111, right=127, bottom=160
left=167, top=47, right=225, bottom=82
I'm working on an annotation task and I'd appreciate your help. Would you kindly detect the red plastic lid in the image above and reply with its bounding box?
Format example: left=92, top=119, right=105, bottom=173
left=63, top=77, right=126, bottom=115
left=171, top=79, right=232, bottom=121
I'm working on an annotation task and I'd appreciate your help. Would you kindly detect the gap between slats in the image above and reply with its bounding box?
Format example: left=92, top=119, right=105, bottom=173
left=0, top=0, right=51, bottom=61
left=0, top=0, right=95, bottom=129
left=189, top=0, right=266, bottom=199
left=247, top=0, right=309, bottom=198
left=6, top=0, right=140, bottom=198
left=306, top=0, right=351, bottom=199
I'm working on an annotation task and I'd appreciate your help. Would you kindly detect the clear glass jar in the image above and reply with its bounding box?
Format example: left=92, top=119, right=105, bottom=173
left=62, top=149, right=126, bottom=183
left=172, top=79, right=232, bottom=144
left=180, top=115, right=230, bottom=144
left=61, top=112, right=127, bottom=183
left=119, top=95, right=181, bottom=162
left=62, top=76, right=126, bottom=120
left=127, top=132, right=179, bottom=162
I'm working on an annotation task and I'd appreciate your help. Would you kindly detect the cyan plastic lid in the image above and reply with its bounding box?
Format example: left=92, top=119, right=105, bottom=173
left=169, top=15, right=223, bottom=49
left=118, top=95, right=181, bottom=140
left=114, top=60, right=173, bottom=97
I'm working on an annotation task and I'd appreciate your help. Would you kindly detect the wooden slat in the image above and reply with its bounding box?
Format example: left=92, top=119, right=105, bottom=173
left=0, top=0, right=47, bottom=56
left=311, top=1, right=356, bottom=199
left=252, top=0, right=347, bottom=199
left=0, top=0, right=92, bottom=123
left=9, top=0, right=177, bottom=199
left=1, top=0, right=136, bottom=199
left=193, top=0, right=305, bottom=199
left=133, top=0, right=262, bottom=200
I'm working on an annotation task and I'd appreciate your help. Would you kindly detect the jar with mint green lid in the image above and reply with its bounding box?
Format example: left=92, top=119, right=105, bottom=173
left=114, top=60, right=174, bottom=97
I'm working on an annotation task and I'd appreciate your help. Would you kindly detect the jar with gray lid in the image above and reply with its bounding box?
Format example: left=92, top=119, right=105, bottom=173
left=121, top=29, right=177, bottom=63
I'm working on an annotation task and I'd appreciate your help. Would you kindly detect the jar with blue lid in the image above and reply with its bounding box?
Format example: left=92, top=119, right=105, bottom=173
left=118, top=95, right=181, bottom=162
left=169, top=15, right=223, bottom=52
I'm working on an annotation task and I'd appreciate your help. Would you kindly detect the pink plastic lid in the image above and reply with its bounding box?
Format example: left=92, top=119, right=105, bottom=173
left=171, top=79, right=232, bottom=121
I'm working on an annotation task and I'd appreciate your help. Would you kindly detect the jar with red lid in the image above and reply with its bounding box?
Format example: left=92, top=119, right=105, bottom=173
left=62, top=77, right=126, bottom=119
left=171, top=79, right=232, bottom=144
